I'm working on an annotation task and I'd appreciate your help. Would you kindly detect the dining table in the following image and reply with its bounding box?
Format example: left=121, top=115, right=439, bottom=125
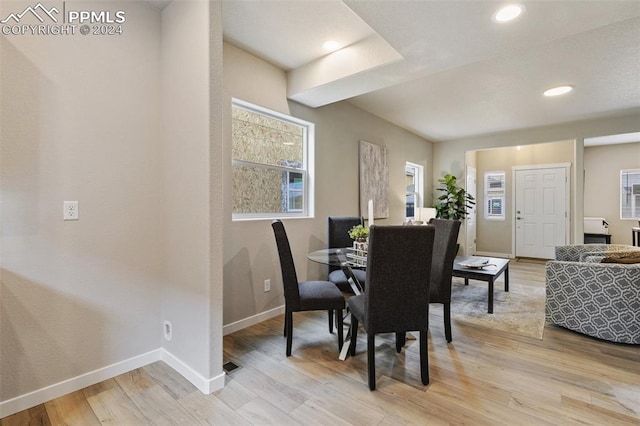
left=307, top=247, right=365, bottom=295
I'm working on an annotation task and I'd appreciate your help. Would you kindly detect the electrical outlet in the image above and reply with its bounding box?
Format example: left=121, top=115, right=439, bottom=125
left=264, top=279, right=271, bottom=292
left=63, top=201, right=79, bottom=220
left=163, top=320, right=173, bottom=341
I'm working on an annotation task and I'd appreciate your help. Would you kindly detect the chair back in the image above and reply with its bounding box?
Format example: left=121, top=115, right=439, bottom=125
left=271, top=220, right=301, bottom=310
left=363, top=225, right=435, bottom=333
left=328, top=216, right=364, bottom=272
left=428, top=219, right=461, bottom=304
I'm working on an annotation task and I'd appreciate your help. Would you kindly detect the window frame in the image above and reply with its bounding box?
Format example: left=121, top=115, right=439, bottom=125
left=231, top=98, right=315, bottom=221
left=620, top=168, right=640, bottom=220
left=484, top=171, right=506, bottom=220
left=405, top=162, right=424, bottom=220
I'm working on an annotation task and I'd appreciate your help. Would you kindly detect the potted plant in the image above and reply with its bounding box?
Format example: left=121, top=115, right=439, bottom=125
left=348, top=224, right=369, bottom=242
left=435, top=173, right=475, bottom=220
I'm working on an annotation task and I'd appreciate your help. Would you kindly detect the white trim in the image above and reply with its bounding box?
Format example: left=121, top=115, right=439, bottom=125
left=512, top=162, right=571, bottom=171
left=0, top=349, right=162, bottom=418
left=0, top=348, right=228, bottom=418
left=474, top=251, right=513, bottom=259
left=231, top=98, right=315, bottom=221
left=161, top=350, right=225, bottom=395
left=223, top=305, right=285, bottom=336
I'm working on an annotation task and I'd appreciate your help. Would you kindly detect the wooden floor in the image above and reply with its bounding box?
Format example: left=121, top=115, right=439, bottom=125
left=2, top=260, right=639, bottom=425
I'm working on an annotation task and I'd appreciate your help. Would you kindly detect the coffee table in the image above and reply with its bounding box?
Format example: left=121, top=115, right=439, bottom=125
left=452, top=256, right=510, bottom=314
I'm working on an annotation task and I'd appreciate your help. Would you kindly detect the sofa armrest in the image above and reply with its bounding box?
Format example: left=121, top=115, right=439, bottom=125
left=545, top=260, right=640, bottom=344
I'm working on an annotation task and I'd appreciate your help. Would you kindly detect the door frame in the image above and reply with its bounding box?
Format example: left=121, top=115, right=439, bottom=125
left=511, top=163, right=571, bottom=258
left=465, top=165, right=477, bottom=256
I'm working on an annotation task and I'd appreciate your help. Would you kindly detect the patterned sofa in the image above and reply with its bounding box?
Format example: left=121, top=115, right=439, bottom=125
left=546, top=244, right=640, bottom=344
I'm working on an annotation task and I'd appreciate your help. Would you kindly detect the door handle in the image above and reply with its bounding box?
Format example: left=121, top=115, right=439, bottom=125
left=516, top=217, right=523, bottom=220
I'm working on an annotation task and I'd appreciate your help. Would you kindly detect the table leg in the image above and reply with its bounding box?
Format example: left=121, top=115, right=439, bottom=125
left=504, top=266, right=509, bottom=292
left=488, top=278, right=494, bottom=314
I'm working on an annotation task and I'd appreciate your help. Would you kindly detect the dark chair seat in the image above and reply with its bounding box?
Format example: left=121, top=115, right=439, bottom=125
left=327, top=268, right=367, bottom=292
left=298, top=281, right=345, bottom=311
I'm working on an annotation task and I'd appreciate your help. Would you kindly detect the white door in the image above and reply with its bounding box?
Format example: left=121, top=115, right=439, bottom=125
left=465, top=166, right=477, bottom=255
left=515, top=167, right=568, bottom=259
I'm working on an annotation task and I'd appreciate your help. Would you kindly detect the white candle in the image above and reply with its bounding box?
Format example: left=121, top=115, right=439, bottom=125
left=368, top=199, right=374, bottom=226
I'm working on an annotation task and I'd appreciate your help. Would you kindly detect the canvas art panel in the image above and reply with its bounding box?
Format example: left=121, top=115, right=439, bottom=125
left=359, top=140, right=389, bottom=219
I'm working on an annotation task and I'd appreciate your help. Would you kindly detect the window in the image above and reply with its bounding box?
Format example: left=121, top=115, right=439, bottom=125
left=232, top=99, right=314, bottom=220
left=484, top=171, right=505, bottom=220
left=405, top=162, right=424, bottom=219
left=620, top=169, right=640, bottom=220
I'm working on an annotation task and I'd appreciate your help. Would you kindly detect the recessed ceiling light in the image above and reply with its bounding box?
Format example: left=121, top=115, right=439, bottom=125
left=322, top=40, right=341, bottom=52
left=493, top=5, right=524, bottom=23
left=543, top=85, right=573, bottom=97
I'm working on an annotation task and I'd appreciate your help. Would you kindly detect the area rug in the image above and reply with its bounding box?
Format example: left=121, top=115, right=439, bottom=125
left=446, top=278, right=546, bottom=340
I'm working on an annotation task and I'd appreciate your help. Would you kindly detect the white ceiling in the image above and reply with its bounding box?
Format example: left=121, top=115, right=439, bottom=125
left=221, top=0, right=640, bottom=143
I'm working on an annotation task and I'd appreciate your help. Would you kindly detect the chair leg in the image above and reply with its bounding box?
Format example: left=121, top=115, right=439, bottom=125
left=367, top=333, right=376, bottom=390
left=328, top=309, right=334, bottom=334
left=336, top=309, right=344, bottom=351
left=285, top=310, right=293, bottom=357
left=395, top=332, right=406, bottom=353
left=349, top=317, right=359, bottom=356
left=419, top=330, right=429, bottom=385
left=444, top=302, right=452, bottom=342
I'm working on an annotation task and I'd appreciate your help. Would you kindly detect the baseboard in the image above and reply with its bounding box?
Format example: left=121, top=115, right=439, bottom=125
left=161, top=349, right=225, bottom=394
left=0, top=348, right=162, bottom=419
left=474, top=251, right=513, bottom=259
left=0, top=348, right=227, bottom=418
left=223, top=305, right=285, bottom=336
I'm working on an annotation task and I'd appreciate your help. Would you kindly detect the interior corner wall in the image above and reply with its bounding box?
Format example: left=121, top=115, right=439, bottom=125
left=161, top=0, right=217, bottom=383
left=208, top=0, right=225, bottom=387
left=0, top=0, right=163, bottom=410
left=222, top=45, right=432, bottom=329
left=584, top=142, right=640, bottom=245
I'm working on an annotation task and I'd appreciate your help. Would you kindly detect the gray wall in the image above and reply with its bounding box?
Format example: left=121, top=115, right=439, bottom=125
left=584, top=142, right=640, bottom=245
left=222, top=44, right=433, bottom=328
left=161, top=0, right=224, bottom=383
left=1, top=0, right=225, bottom=411
left=1, top=1, right=163, bottom=402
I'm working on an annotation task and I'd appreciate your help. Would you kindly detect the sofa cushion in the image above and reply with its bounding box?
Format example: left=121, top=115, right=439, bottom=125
left=601, top=251, right=640, bottom=264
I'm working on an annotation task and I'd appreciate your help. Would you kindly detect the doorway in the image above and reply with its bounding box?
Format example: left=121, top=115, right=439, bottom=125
left=513, top=164, right=570, bottom=259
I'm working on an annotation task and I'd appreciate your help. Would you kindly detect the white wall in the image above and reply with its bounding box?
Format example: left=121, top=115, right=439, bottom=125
left=584, top=142, right=640, bottom=245
left=1, top=0, right=163, bottom=406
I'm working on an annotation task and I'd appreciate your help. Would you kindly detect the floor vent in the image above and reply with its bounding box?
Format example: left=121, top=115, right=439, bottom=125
left=223, top=361, right=240, bottom=374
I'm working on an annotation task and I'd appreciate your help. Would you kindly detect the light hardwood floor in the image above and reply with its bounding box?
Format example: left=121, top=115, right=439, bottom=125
left=2, top=260, right=639, bottom=425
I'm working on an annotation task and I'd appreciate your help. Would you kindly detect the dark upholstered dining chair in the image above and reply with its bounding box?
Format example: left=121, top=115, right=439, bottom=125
left=428, top=218, right=461, bottom=342
left=271, top=220, right=345, bottom=356
left=326, top=216, right=367, bottom=333
left=348, top=225, right=435, bottom=390
left=327, top=216, right=367, bottom=291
